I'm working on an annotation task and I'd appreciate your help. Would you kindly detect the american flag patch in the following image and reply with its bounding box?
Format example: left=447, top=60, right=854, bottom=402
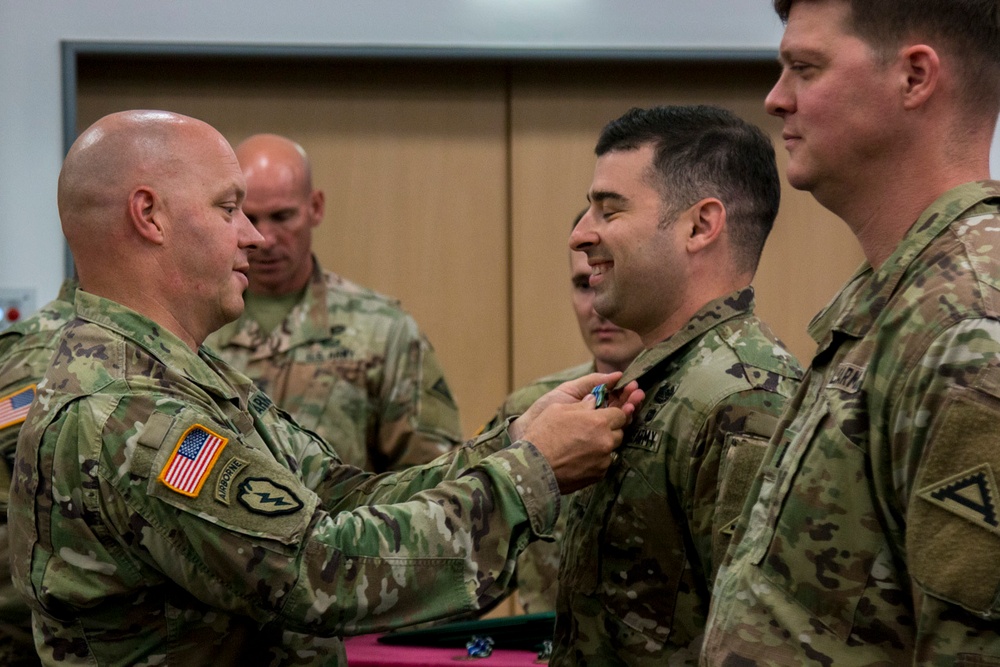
left=158, top=424, right=228, bottom=497
left=0, top=384, right=36, bottom=430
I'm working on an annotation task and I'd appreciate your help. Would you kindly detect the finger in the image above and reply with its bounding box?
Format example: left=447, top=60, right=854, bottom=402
left=619, top=388, right=646, bottom=419
left=608, top=381, right=642, bottom=408
left=557, top=371, right=624, bottom=400
left=600, top=406, right=628, bottom=430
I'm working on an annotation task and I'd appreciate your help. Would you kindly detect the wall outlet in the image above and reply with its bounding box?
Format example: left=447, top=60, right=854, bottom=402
left=0, top=288, right=37, bottom=331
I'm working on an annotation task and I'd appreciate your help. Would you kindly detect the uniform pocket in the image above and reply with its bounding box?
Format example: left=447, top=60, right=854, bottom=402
left=755, top=391, right=885, bottom=641
left=595, top=447, right=677, bottom=645
left=713, top=432, right=770, bottom=569
left=911, top=386, right=1000, bottom=616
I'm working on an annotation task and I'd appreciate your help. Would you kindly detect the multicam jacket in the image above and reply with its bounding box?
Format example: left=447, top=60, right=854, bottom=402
left=552, top=288, right=803, bottom=666
left=0, top=280, right=76, bottom=667
left=205, top=260, right=462, bottom=472
left=702, top=182, right=1000, bottom=665
left=485, top=361, right=594, bottom=614
left=9, top=291, right=560, bottom=666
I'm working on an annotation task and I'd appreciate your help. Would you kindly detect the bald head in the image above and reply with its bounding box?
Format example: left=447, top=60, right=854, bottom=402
left=59, top=110, right=231, bottom=258
left=58, top=110, right=262, bottom=349
left=235, top=134, right=314, bottom=197
left=233, top=134, right=325, bottom=296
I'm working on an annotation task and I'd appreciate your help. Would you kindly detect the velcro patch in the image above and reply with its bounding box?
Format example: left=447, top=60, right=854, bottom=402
left=214, top=457, right=250, bottom=505
left=431, top=377, right=456, bottom=405
left=828, top=363, right=865, bottom=393
left=249, top=391, right=272, bottom=414
left=718, top=516, right=738, bottom=538
left=0, top=384, right=36, bottom=430
left=237, top=478, right=303, bottom=516
left=652, top=383, right=677, bottom=404
left=918, top=464, right=1000, bottom=537
left=158, top=424, right=228, bottom=498
left=626, top=428, right=660, bottom=452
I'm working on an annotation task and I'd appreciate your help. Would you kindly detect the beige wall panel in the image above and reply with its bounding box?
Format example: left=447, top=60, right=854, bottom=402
left=76, top=56, right=865, bottom=438
left=510, top=62, right=862, bottom=381
left=76, top=59, right=510, bottom=435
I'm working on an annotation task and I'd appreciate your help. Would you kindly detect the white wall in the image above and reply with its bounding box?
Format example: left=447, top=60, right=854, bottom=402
left=1, top=0, right=786, bottom=303
left=1, top=0, right=997, bottom=304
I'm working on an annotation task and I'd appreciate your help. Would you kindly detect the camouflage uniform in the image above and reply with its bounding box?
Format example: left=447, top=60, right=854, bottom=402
left=9, top=290, right=562, bottom=666
left=0, top=280, right=76, bottom=667
left=552, top=288, right=803, bottom=666
left=205, top=259, right=462, bottom=472
left=702, top=182, right=1000, bottom=665
left=485, top=361, right=594, bottom=614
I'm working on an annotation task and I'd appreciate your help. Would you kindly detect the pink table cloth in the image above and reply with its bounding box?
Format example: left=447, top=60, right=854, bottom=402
left=344, top=633, right=544, bottom=666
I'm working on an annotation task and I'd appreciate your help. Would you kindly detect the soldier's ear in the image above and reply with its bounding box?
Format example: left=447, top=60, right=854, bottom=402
left=128, top=186, right=166, bottom=245
left=686, top=198, right=725, bottom=254
left=309, top=189, right=325, bottom=229
left=899, top=44, right=939, bottom=111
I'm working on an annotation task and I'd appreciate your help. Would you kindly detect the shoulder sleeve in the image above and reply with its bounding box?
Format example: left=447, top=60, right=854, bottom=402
left=0, top=335, right=64, bottom=464
left=84, top=394, right=558, bottom=635
left=898, top=318, right=1000, bottom=643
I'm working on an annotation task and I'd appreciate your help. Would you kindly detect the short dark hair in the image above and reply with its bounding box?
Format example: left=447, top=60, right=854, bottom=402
left=595, top=105, right=780, bottom=275
left=773, top=0, right=1000, bottom=118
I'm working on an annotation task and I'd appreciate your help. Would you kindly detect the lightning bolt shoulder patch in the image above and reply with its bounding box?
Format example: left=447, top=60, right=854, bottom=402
left=237, top=478, right=304, bottom=516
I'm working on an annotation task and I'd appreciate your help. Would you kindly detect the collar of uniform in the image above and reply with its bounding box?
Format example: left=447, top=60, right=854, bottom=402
left=214, top=256, right=330, bottom=355
left=1, top=286, right=76, bottom=341
left=616, top=286, right=756, bottom=388
left=806, top=263, right=873, bottom=356
left=74, top=290, right=239, bottom=402
left=810, top=181, right=1000, bottom=349
left=57, top=278, right=79, bottom=304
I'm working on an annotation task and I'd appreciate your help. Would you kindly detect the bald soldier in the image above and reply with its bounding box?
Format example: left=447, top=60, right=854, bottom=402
left=206, top=134, right=461, bottom=473
left=9, top=110, right=642, bottom=666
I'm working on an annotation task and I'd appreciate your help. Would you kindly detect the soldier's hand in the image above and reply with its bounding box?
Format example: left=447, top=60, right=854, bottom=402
left=520, top=396, right=630, bottom=494
left=509, top=372, right=643, bottom=441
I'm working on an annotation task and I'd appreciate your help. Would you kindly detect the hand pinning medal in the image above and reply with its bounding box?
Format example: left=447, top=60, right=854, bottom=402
left=589, top=383, right=621, bottom=466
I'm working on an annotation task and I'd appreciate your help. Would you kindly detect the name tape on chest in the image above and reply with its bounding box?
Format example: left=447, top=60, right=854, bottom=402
left=250, top=391, right=272, bottom=414
left=158, top=424, right=229, bottom=498
left=827, top=363, right=865, bottom=393
left=627, top=428, right=661, bottom=452
left=0, top=384, right=36, bottom=430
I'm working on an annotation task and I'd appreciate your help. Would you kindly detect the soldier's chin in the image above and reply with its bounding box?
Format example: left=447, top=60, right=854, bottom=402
left=222, top=298, right=246, bottom=325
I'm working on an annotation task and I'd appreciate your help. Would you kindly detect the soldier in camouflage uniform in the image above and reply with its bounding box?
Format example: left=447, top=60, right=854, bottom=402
left=701, top=1, right=1000, bottom=664
left=205, top=134, right=461, bottom=473
left=552, top=106, right=804, bottom=666
left=485, top=210, right=643, bottom=614
left=9, top=110, right=643, bottom=666
left=0, top=280, right=76, bottom=667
